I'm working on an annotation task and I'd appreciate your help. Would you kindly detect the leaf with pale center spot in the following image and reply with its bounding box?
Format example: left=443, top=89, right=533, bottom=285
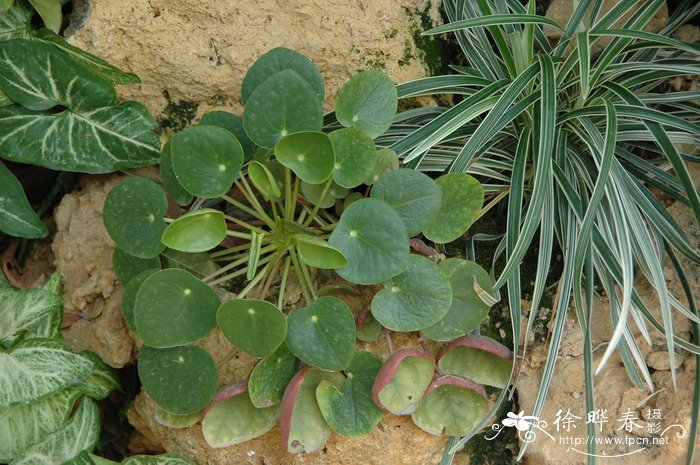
left=364, top=148, right=399, bottom=185
left=103, top=178, right=167, bottom=259
left=294, top=234, right=348, bottom=269
left=248, top=342, right=298, bottom=408
left=423, top=173, right=484, bottom=244
left=161, top=209, right=226, bottom=253
left=200, top=111, right=255, bottom=159
left=138, top=346, right=218, bottom=415
left=217, top=299, right=287, bottom=358
left=286, top=297, right=355, bottom=371
left=134, top=269, right=220, bottom=347
left=274, top=131, right=334, bottom=185
left=329, top=128, right=375, bottom=188
left=335, top=70, right=397, bottom=138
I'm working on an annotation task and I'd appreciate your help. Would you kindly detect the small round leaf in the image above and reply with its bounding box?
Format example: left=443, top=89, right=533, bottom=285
left=372, top=349, right=434, bottom=415
left=154, top=406, right=201, bottom=429
left=371, top=169, right=442, bottom=237
left=134, top=269, right=221, bottom=347
left=171, top=125, right=244, bottom=198
left=112, top=248, right=161, bottom=287
left=371, top=254, right=452, bottom=331
left=437, top=335, right=514, bottom=388
left=328, top=128, right=375, bottom=188
left=138, top=345, right=217, bottom=415
left=217, top=299, right=287, bottom=358
left=161, top=209, right=226, bottom=253
left=286, top=297, right=355, bottom=371
left=159, top=142, right=193, bottom=206
left=301, top=180, right=348, bottom=208
left=335, top=70, right=398, bottom=138
left=328, top=198, right=409, bottom=285
left=364, top=148, right=399, bottom=185
left=274, top=132, right=334, bottom=184
left=294, top=234, right=348, bottom=269
left=248, top=342, right=298, bottom=408
left=200, top=111, right=255, bottom=159
left=243, top=69, right=323, bottom=148
left=121, top=268, right=159, bottom=330
left=103, top=178, right=167, bottom=259
left=423, top=173, right=484, bottom=244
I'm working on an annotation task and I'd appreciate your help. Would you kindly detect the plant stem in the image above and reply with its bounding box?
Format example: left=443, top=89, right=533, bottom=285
left=385, top=331, right=394, bottom=355
left=260, top=253, right=284, bottom=299
left=288, top=248, right=312, bottom=305
left=206, top=249, right=276, bottom=287
left=223, top=214, right=268, bottom=235
left=277, top=256, right=291, bottom=311
left=303, top=178, right=333, bottom=227
left=290, top=176, right=300, bottom=217
left=225, top=230, right=254, bottom=240
left=221, top=194, right=272, bottom=226
left=296, top=255, right=317, bottom=299
left=284, top=167, right=293, bottom=220
left=234, top=178, right=274, bottom=225
left=475, top=188, right=510, bottom=221
left=189, top=197, right=206, bottom=212
left=236, top=262, right=272, bottom=299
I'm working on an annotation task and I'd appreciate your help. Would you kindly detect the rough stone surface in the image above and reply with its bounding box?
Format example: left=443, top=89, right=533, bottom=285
left=544, top=0, right=669, bottom=55
left=52, top=175, right=136, bottom=368
left=66, top=0, right=443, bottom=118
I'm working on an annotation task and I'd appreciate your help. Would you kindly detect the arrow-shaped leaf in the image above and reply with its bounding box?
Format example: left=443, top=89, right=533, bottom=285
left=0, top=161, right=47, bottom=238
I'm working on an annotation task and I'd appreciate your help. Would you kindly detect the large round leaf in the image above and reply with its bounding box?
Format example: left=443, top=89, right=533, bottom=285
left=370, top=169, right=442, bottom=237
left=121, top=269, right=159, bottom=330
left=138, top=346, right=217, bottom=415
left=411, top=375, right=488, bottom=436
left=202, top=387, right=279, bottom=448
left=294, top=234, right=347, bottom=269
left=286, top=297, right=355, bottom=371
left=335, top=70, right=398, bottom=138
left=371, top=254, right=452, bottom=331
left=103, top=178, right=167, bottom=259
left=423, top=173, right=484, bottom=244
left=328, top=128, right=375, bottom=188
left=248, top=342, right=298, bottom=408
left=437, top=335, right=514, bottom=388
left=200, top=111, right=255, bottom=159
left=134, top=269, right=221, bottom=347
left=112, top=248, right=161, bottom=287
left=216, top=299, right=287, bottom=358
left=328, top=198, right=409, bottom=285
left=371, top=349, right=434, bottom=415
left=243, top=69, right=323, bottom=148
left=316, top=351, right=384, bottom=437
left=274, top=132, right=334, bottom=185
left=159, top=142, right=193, bottom=206
left=241, top=48, right=324, bottom=104
left=161, top=209, right=226, bottom=253
left=421, top=259, right=494, bottom=341
left=171, top=125, right=244, bottom=198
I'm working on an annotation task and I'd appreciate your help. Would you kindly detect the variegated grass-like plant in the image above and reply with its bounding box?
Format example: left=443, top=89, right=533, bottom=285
left=378, top=0, right=700, bottom=463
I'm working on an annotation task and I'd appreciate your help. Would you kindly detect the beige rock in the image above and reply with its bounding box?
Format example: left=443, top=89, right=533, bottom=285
left=66, top=0, right=443, bottom=119
left=544, top=0, right=668, bottom=55
left=672, top=24, right=700, bottom=43
left=646, top=351, right=684, bottom=371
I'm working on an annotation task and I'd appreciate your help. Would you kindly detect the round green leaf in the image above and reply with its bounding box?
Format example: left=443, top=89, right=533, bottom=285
left=423, top=173, right=484, bottom=244
left=328, top=128, right=375, bottom=188
left=294, top=234, right=347, bottom=269
left=159, top=142, right=193, bottom=206
left=421, top=259, right=494, bottom=341
left=138, top=345, right=217, bottom=415
left=202, top=389, right=279, bottom=447
left=134, top=269, right=221, bottom=347
left=328, top=198, right=409, bottom=285
left=171, top=125, right=244, bottom=198
left=248, top=161, right=282, bottom=200
left=364, top=148, right=399, bottom=185
left=356, top=311, right=382, bottom=342
left=286, top=297, right=355, bottom=371
left=411, top=375, right=488, bottom=436
left=371, top=254, right=452, bottom=331
left=274, top=132, right=334, bottom=184
left=161, top=209, right=226, bottom=253
left=103, top=178, right=167, bottom=259
left=121, top=269, right=159, bottom=330
left=200, top=111, right=255, bottom=159
left=437, top=335, right=514, bottom=388
left=301, top=180, right=348, bottom=208
left=243, top=69, right=323, bottom=148
left=335, top=70, right=398, bottom=138
left=241, top=48, right=324, bottom=104
left=316, top=351, right=384, bottom=437
left=248, top=342, right=298, bottom=408
left=154, top=406, right=201, bottom=429
left=371, top=169, right=442, bottom=237
left=112, top=248, right=161, bottom=287
left=216, top=299, right=287, bottom=358
left=372, top=349, right=434, bottom=415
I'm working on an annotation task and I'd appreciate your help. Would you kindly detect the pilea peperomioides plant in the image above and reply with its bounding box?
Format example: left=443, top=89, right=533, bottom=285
left=102, top=48, right=513, bottom=452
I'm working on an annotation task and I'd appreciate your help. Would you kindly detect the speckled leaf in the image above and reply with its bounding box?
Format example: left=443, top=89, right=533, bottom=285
left=328, top=198, right=409, bottom=285
left=171, top=125, right=244, bottom=198
left=294, top=234, right=347, bottom=269
left=77, top=351, right=120, bottom=400
left=421, top=259, right=494, bottom=341
left=411, top=375, right=488, bottom=436
left=248, top=342, right=298, bottom=408
left=138, top=346, right=217, bottom=415
left=103, top=178, right=167, bottom=259
left=217, top=299, right=287, bottom=358
left=423, top=173, right=484, bottom=244
left=274, top=131, right=334, bottom=184
left=161, top=209, right=226, bottom=253
left=280, top=367, right=345, bottom=454
left=241, top=48, right=324, bottom=104
left=437, top=335, right=514, bottom=388
left=371, top=254, right=452, bottom=331
left=112, top=248, right=161, bottom=287
left=335, top=71, right=397, bottom=138
left=134, top=269, right=220, bottom=347
left=370, top=169, right=441, bottom=237
left=328, top=128, right=375, bottom=188
left=0, top=161, right=47, bottom=238
left=200, top=111, right=255, bottom=159
left=159, top=142, right=193, bottom=206
left=243, top=69, right=323, bottom=148
left=286, top=297, right=355, bottom=371
left=0, top=0, right=31, bottom=41
left=316, top=352, right=384, bottom=437
left=372, top=349, right=434, bottom=415
left=121, top=269, right=159, bottom=331
left=364, top=148, right=399, bottom=185
left=120, top=453, right=197, bottom=465
left=154, top=406, right=200, bottom=429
